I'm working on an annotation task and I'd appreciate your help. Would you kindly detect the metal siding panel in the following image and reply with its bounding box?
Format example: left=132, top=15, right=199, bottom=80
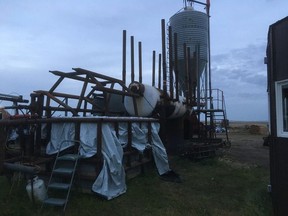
left=267, top=25, right=277, bottom=136
left=273, top=18, right=288, bottom=81
left=268, top=17, right=288, bottom=215
left=270, top=138, right=288, bottom=216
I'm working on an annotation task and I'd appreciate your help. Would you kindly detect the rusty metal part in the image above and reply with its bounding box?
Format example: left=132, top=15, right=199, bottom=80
left=0, top=116, right=158, bottom=181
left=152, top=50, right=156, bottom=87
left=168, top=26, right=174, bottom=100
left=29, top=68, right=143, bottom=117
left=174, top=32, right=179, bottom=101
left=158, top=53, right=162, bottom=90
left=0, top=93, right=29, bottom=104
left=161, top=19, right=167, bottom=95
left=131, top=36, right=135, bottom=82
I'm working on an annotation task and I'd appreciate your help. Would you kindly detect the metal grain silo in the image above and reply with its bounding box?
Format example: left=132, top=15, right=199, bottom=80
left=169, top=6, right=208, bottom=95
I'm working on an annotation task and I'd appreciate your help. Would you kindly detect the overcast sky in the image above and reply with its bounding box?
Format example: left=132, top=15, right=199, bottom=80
left=1, top=0, right=287, bottom=121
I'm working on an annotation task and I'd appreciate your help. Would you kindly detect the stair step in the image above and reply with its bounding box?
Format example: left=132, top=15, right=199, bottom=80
left=53, top=167, right=74, bottom=175
left=48, top=182, right=70, bottom=190
left=43, top=198, right=66, bottom=207
left=43, top=144, right=81, bottom=212
left=57, top=154, right=80, bottom=161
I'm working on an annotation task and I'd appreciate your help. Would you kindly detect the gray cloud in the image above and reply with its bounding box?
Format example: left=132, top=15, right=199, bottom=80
left=211, top=43, right=268, bottom=120
left=2, top=0, right=287, bottom=120
left=212, top=43, right=267, bottom=86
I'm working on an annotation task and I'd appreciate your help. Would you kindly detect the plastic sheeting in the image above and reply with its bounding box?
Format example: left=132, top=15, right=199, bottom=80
left=91, top=124, right=126, bottom=200
left=46, top=119, right=170, bottom=200
left=117, top=122, right=170, bottom=175
left=46, top=123, right=75, bottom=154
left=79, top=123, right=97, bottom=158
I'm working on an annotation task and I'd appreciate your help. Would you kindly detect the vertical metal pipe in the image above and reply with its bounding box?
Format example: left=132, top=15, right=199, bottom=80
left=122, top=30, right=127, bottom=85
left=122, top=30, right=127, bottom=104
left=161, top=19, right=167, bottom=94
left=183, top=43, right=189, bottom=104
left=83, top=100, right=87, bottom=117
left=168, top=26, right=174, bottom=100
left=38, top=93, right=44, bottom=117
left=192, top=51, right=197, bottom=102
left=187, top=47, right=193, bottom=106
left=207, top=3, right=212, bottom=112
left=174, top=33, right=179, bottom=101
left=152, top=50, right=156, bottom=87
left=196, top=45, right=201, bottom=111
left=46, top=97, right=51, bottom=118
left=103, top=92, right=108, bottom=115
left=131, top=36, right=135, bottom=83
left=158, top=53, right=162, bottom=89
left=138, top=41, right=142, bottom=83
left=33, top=94, right=43, bottom=155
left=64, top=97, right=68, bottom=116
left=205, top=64, right=208, bottom=110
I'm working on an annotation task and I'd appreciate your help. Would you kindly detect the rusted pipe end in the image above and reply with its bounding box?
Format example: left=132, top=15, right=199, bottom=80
left=128, top=82, right=145, bottom=96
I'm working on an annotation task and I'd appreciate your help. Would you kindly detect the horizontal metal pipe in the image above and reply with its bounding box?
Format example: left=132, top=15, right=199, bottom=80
left=4, top=162, right=39, bottom=174
left=0, top=94, right=29, bottom=103
left=0, top=116, right=159, bottom=126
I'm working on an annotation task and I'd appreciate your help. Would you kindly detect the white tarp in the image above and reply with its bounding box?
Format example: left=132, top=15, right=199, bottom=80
left=91, top=124, right=126, bottom=200
left=79, top=123, right=97, bottom=158
left=117, top=122, right=170, bottom=175
left=46, top=118, right=170, bottom=199
left=151, top=123, right=170, bottom=175
left=46, top=122, right=75, bottom=154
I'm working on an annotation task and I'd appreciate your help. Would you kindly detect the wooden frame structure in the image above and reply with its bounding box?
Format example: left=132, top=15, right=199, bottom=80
left=0, top=68, right=156, bottom=184
left=30, top=67, right=140, bottom=118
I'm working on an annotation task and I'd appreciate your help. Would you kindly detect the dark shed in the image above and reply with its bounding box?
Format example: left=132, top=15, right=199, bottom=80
left=266, top=16, right=288, bottom=216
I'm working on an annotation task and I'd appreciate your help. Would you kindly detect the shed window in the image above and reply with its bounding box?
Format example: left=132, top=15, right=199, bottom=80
left=276, top=80, right=288, bottom=137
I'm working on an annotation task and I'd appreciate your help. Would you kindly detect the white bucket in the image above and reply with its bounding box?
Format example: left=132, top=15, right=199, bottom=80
left=26, top=176, right=47, bottom=202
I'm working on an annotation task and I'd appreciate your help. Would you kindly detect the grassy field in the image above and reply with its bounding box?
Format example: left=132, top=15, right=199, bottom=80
left=0, top=156, right=272, bottom=216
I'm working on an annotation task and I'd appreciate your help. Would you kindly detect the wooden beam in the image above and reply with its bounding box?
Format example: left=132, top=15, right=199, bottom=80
left=45, top=92, right=78, bottom=116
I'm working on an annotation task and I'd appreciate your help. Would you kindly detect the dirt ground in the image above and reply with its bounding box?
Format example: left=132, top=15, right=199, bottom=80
left=221, top=121, right=270, bottom=169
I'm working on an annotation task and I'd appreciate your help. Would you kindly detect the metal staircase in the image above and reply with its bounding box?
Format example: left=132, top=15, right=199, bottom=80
left=180, top=89, right=230, bottom=160
left=205, top=89, right=230, bottom=146
left=212, top=109, right=229, bottom=145
left=42, top=140, right=81, bottom=212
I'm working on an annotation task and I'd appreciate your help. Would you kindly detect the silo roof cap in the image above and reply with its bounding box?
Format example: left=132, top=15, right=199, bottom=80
left=184, top=6, right=194, bottom=11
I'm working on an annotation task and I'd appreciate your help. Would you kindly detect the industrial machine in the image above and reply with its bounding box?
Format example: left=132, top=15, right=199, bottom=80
left=0, top=0, right=229, bottom=211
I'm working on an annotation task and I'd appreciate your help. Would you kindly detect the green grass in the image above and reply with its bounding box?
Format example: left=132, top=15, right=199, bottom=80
left=0, top=157, right=273, bottom=216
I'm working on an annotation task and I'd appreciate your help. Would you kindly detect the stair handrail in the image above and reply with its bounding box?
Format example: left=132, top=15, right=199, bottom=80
left=42, top=139, right=82, bottom=212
